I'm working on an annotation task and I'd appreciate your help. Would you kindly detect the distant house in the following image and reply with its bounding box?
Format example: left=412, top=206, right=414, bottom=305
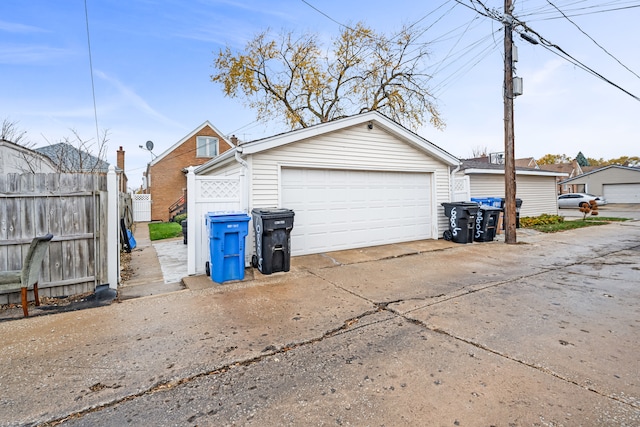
left=0, top=139, right=57, bottom=174
left=515, top=157, right=539, bottom=169
left=456, top=157, right=566, bottom=217
left=537, top=160, right=586, bottom=194
left=559, top=165, right=640, bottom=203
left=144, top=121, right=235, bottom=222
left=35, top=142, right=110, bottom=173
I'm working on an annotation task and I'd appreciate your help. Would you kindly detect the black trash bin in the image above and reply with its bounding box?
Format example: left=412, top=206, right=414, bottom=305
left=181, top=220, right=187, bottom=245
left=473, top=206, right=502, bottom=242
left=441, top=202, right=479, bottom=244
left=499, top=198, right=523, bottom=228
left=251, top=208, right=295, bottom=274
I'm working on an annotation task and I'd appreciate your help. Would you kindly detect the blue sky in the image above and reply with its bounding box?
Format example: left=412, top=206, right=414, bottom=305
left=1, top=0, right=639, bottom=189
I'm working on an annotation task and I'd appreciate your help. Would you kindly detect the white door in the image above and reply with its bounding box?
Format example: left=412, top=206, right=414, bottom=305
left=282, top=168, right=432, bottom=255
left=603, top=183, right=640, bottom=204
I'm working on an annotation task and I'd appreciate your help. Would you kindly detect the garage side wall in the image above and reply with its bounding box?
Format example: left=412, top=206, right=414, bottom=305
left=249, top=124, right=452, bottom=238
left=464, top=173, right=558, bottom=217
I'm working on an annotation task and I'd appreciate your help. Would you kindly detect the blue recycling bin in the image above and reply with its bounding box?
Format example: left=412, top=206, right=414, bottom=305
left=205, top=212, right=250, bottom=283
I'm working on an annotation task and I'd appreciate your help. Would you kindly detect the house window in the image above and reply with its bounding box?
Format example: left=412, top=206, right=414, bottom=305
left=196, top=136, right=218, bottom=158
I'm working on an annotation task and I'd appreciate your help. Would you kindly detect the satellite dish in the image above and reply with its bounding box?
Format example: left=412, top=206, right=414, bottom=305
left=145, top=140, right=154, bottom=151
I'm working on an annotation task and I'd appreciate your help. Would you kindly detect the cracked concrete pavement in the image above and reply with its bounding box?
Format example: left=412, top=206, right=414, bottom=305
left=1, top=215, right=639, bottom=426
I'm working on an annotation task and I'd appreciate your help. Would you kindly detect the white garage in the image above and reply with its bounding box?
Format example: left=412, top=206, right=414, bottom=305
left=281, top=168, right=432, bottom=255
left=193, top=111, right=459, bottom=266
left=603, top=183, right=640, bottom=204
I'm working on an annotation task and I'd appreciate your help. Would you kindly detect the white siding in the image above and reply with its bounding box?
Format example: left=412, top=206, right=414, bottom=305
left=249, top=124, right=452, bottom=235
left=516, top=175, right=559, bottom=216
left=208, top=160, right=242, bottom=176
left=463, top=173, right=558, bottom=217
left=0, top=144, right=57, bottom=174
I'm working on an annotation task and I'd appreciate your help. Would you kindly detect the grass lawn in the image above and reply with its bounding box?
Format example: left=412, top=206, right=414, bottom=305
left=148, top=222, right=183, bottom=241
left=522, top=215, right=629, bottom=233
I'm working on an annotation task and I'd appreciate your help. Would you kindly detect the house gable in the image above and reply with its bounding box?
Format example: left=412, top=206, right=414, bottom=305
left=147, top=121, right=234, bottom=221
left=240, top=111, right=459, bottom=167
left=150, top=121, right=234, bottom=166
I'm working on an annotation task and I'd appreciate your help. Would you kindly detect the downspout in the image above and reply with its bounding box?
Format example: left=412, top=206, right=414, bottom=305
left=450, top=162, right=462, bottom=201
left=234, top=146, right=252, bottom=268
left=235, top=147, right=250, bottom=213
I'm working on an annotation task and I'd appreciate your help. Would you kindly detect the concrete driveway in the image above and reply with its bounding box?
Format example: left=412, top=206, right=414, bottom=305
left=0, top=220, right=639, bottom=426
left=559, top=202, right=640, bottom=220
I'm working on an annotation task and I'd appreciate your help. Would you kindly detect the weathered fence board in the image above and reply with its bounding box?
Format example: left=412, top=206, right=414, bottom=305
left=0, top=172, right=108, bottom=304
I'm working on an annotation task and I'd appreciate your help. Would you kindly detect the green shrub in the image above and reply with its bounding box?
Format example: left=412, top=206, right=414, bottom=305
left=519, top=214, right=564, bottom=228
left=173, top=213, right=187, bottom=224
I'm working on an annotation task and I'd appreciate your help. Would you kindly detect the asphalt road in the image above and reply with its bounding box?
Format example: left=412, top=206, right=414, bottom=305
left=1, top=218, right=639, bottom=426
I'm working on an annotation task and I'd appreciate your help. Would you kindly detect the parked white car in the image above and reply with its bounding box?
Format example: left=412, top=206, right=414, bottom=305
left=558, top=193, right=607, bottom=208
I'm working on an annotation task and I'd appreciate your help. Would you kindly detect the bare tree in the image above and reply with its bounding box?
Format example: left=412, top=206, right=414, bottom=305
left=1, top=118, right=29, bottom=146
left=212, top=22, right=444, bottom=131
left=471, top=146, right=489, bottom=158
left=41, top=129, right=110, bottom=173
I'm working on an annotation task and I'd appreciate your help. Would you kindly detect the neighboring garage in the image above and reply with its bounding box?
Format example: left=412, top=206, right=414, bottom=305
left=455, top=158, right=565, bottom=217
left=194, top=111, right=459, bottom=262
left=560, top=165, right=640, bottom=204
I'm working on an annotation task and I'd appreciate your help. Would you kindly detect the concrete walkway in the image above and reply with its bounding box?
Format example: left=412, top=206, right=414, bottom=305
left=118, top=223, right=186, bottom=300
left=1, top=217, right=639, bottom=426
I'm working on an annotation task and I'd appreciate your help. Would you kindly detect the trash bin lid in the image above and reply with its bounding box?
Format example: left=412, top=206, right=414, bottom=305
left=205, top=211, right=250, bottom=223
left=251, top=208, right=295, bottom=218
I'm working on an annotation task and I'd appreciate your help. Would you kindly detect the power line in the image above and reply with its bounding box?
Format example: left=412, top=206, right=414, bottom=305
left=544, top=0, right=640, bottom=80
left=83, top=0, right=100, bottom=147
left=514, top=19, right=640, bottom=102
left=459, top=0, right=640, bottom=102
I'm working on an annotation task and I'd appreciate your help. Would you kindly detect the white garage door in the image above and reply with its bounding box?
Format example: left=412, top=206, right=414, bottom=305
left=603, top=183, right=640, bottom=204
left=282, top=168, right=432, bottom=255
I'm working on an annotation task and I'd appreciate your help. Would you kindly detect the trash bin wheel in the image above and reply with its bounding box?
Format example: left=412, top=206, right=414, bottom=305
left=443, top=230, right=453, bottom=241
left=205, top=261, right=210, bottom=277
left=251, top=254, right=258, bottom=268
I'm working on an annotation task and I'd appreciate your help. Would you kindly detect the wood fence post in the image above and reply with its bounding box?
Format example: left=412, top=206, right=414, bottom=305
left=107, top=166, right=119, bottom=289
left=187, top=166, right=196, bottom=275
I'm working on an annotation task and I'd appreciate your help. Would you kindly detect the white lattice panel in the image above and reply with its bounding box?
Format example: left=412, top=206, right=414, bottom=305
left=197, top=178, right=240, bottom=200
left=453, top=176, right=470, bottom=202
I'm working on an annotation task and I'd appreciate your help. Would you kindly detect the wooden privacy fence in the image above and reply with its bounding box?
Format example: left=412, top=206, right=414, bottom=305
left=0, top=172, right=109, bottom=305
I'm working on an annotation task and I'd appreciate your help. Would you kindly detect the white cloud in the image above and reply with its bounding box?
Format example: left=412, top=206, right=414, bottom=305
left=0, top=20, right=47, bottom=33
left=94, top=70, right=185, bottom=128
left=0, top=44, right=72, bottom=64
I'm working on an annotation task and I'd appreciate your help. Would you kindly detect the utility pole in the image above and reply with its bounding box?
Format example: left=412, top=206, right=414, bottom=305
left=503, top=0, right=517, bottom=244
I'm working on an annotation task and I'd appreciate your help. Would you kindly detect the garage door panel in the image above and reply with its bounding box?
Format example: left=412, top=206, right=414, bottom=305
left=603, top=183, right=640, bottom=204
left=282, top=168, right=432, bottom=255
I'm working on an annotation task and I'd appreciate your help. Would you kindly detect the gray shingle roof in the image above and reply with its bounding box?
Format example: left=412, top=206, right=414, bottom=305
left=35, top=143, right=110, bottom=172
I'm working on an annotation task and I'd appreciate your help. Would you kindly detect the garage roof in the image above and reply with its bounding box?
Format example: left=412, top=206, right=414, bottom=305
left=196, top=111, right=460, bottom=175
left=459, top=158, right=567, bottom=177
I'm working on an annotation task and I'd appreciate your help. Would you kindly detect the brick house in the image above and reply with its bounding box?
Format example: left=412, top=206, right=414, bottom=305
left=144, top=121, right=234, bottom=221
